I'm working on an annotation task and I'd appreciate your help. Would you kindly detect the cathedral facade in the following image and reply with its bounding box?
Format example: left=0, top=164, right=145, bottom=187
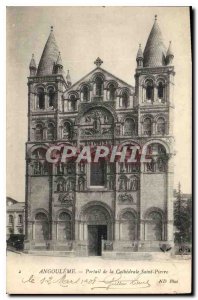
left=25, top=16, right=175, bottom=256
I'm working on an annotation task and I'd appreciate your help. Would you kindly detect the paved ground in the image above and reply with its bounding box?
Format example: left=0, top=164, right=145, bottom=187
left=6, top=248, right=191, bottom=261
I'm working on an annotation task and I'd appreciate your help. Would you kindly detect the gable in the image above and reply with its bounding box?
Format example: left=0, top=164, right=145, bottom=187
left=63, top=67, right=134, bottom=99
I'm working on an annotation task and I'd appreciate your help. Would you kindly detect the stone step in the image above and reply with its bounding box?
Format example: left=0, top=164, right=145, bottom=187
left=102, top=251, right=171, bottom=260
left=27, top=250, right=75, bottom=257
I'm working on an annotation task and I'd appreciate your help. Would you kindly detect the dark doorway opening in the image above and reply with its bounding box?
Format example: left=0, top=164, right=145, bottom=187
left=88, top=225, right=107, bottom=256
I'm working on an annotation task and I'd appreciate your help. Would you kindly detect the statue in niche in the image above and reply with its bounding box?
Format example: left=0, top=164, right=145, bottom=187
left=104, top=115, right=109, bottom=123
left=118, top=175, right=128, bottom=191
left=66, top=163, right=74, bottom=174
left=93, top=112, right=101, bottom=133
left=129, top=177, right=139, bottom=191
left=33, top=161, right=42, bottom=175
left=146, top=160, right=155, bottom=172
left=108, top=175, right=114, bottom=190
left=43, top=161, right=49, bottom=175
left=65, top=178, right=75, bottom=191
left=57, top=180, right=64, bottom=192
left=157, top=158, right=166, bottom=172
left=78, top=176, right=86, bottom=191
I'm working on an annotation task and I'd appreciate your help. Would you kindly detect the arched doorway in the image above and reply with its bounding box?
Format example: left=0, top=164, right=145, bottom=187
left=80, top=203, right=113, bottom=256
left=145, top=211, right=163, bottom=241
left=35, top=212, right=49, bottom=241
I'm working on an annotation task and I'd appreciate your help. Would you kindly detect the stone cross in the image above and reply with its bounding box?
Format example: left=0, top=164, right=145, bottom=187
left=94, top=57, right=103, bottom=67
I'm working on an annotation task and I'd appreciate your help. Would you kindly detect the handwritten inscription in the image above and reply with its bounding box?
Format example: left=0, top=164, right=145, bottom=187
left=22, top=273, right=151, bottom=290
left=20, top=267, right=173, bottom=291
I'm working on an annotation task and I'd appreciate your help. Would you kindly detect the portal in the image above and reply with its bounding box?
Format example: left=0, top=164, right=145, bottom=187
left=88, top=225, right=107, bottom=256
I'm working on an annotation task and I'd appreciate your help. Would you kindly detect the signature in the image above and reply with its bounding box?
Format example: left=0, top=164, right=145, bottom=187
left=22, top=273, right=151, bottom=290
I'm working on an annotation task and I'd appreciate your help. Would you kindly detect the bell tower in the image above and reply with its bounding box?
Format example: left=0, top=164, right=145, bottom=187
left=134, top=15, right=175, bottom=245
left=25, top=26, right=70, bottom=247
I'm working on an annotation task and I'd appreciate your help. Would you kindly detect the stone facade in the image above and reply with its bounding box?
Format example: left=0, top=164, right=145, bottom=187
left=6, top=197, right=25, bottom=239
left=25, top=17, right=175, bottom=256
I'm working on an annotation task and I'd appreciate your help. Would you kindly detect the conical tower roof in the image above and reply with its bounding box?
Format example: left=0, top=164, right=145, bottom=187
left=136, top=44, right=143, bottom=60
left=66, top=70, right=71, bottom=84
left=143, top=15, right=167, bottom=67
left=167, top=41, right=174, bottom=57
left=37, top=26, right=60, bottom=76
left=56, top=52, right=63, bottom=66
left=29, top=54, right=36, bottom=68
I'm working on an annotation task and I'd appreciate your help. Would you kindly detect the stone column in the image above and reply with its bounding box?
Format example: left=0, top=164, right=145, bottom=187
left=154, top=84, right=158, bottom=102
left=114, top=220, right=120, bottom=240
left=166, top=154, right=174, bottom=242
left=84, top=223, right=88, bottom=240
left=51, top=221, right=57, bottom=240
left=75, top=220, right=79, bottom=240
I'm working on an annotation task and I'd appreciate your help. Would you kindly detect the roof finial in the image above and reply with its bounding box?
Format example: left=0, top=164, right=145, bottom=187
left=51, top=26, right=53, bottom=32
left=94, top=57, right=103, bottom=67
left=66, top=70, right=71, bottom=84
left=32, top=53, right=34, bottom=58
left=155, top=15, right=157, bottom=21
left=139, top=43, right=141, bottom=48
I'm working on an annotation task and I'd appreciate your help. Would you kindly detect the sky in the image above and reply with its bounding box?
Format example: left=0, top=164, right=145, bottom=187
left=6, top=6, right=192, bottom=202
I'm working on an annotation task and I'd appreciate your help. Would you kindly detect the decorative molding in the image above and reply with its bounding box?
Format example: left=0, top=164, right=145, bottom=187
left=118, top=193, right=134, bottom=205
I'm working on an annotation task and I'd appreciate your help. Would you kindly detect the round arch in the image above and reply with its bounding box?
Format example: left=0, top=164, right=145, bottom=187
left=144, top=207, right=165, bottom=221
left=75, top=104, right=118, bottom=124
left=118, top=208, right=138, bottom=241
left=91, top=72, right=105, bottom=82
left=78, top=201, right=114, bottom=244
left=143, top=207, right=165, bottom=241
left=27, top=144, right=49, bottom=159
left=33, top=209, right=49, bottom=241
left=142, top=139, right=171, bottom=155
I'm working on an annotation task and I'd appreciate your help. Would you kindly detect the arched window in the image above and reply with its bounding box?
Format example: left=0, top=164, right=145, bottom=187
left=48, top=87, right=55, bottom=108
left=156, top=117, right=166, bottom=135
left=35, top=124, right=43, bottom=141
left=122, top=92, right=129, bottom=108
left=82, top=86, right=89, bottom=102
left=70, top=95, right=77, bottom=111
left=9, top=215, right=14, bottom=225
left=47, top=123, right=55, bottom=140
left=109, top=84, right=116, bottom=101
left=95, top=77, right=103, bottom=96
left=18, top=214, right=23, bottom=224
left=124, top=118, right=135, bottom=136
left=144, top=143, right=167, bottom=173
left=58, top=212, right=72, bottom=240
left=145, top=80, right=154, bottom=101
left=90, top=160, right=106, bottom=186
left=143, top=117, right=152, bottom=136
left=37, top=88, right=45, bottom=109
left=63, top=122, right=71, bottom=139
left=158, top=82, right=164, bottom=99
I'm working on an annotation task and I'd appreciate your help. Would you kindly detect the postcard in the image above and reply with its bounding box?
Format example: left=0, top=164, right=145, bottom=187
left=6, top=6, right=192, bottom=294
